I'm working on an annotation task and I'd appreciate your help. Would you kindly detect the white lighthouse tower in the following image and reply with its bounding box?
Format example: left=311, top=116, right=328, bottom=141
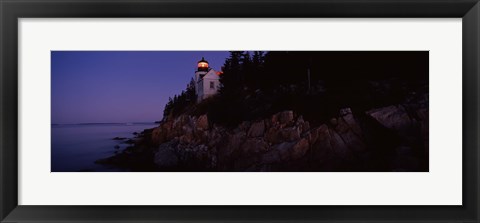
left=195, top=57, right=221, bottom=102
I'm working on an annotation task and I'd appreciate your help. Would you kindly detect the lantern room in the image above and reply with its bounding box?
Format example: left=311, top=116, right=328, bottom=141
left=197, top=57, right=209, bottom=71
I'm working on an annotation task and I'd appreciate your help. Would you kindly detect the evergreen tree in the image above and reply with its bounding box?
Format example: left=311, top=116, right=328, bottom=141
left=220, top=51, right=244, bottom=94
left=163, top=97, right=174, bottom=120
left=241, top=52, right=253, bottom=89
left=162, top=78, right=197, bottom=120
left=249, top=51, right=265, bottom=89
left=185, top=78, right=196, bottom=102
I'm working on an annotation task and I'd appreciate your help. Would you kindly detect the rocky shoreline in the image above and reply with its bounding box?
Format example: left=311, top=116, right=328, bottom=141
left=96, top=94, right=428, bottom=172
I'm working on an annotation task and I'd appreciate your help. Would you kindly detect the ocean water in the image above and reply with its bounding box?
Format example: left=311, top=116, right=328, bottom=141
left=51, top=123, right=158, bottom=172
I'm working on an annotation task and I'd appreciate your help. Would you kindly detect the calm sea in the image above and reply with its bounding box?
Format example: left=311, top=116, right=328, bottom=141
left=51, top=123, right=158, bottom=172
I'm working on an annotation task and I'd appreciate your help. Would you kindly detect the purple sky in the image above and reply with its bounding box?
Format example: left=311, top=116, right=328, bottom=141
left=51, top=51, right=229, bottom=124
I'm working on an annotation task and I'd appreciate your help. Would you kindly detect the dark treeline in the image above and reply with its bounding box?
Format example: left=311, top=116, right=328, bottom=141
left=162, top=78, right=196, bottom=119
left=165, top=51, right=429, bottom=127
left=221, top=51, right=428, bottom=91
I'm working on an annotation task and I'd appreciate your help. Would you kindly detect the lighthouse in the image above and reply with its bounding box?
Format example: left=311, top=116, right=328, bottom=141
left=195, top=57, right=221, bottom=102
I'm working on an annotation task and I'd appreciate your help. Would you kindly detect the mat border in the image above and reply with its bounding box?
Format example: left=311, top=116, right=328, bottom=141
left=1, top=0, right=479, bottom=222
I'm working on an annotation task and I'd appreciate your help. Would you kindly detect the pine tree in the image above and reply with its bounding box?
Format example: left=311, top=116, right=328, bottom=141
left=241, top=52, right=253, bottom=89
left=219, top=51, right=244, bottom=95
left=163, top=97, right=174, bottom=120
left=162, top=78, right=197, bottom=120
left=249, top=51, right=265, bottom=89
left=185, top=78, right=196, bottom=102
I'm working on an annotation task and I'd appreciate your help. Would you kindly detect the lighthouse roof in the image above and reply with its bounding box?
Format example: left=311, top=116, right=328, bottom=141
left=198, top=57, right=208, bottom=64
left=201, top=69, right=220, bottom=80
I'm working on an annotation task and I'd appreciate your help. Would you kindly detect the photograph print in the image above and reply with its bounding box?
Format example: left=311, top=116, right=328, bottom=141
left=51, top=51, right=428, bottom=172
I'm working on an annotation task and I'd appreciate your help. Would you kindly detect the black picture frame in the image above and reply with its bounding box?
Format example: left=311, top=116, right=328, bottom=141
left=1, top=0, right=479, bottom=222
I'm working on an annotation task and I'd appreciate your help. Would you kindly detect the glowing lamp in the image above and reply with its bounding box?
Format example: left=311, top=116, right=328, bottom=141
left=197, top=57, right=209, bottom=71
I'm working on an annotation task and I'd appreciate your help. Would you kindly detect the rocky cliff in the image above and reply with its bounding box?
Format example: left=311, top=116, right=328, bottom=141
left=136, top=95, right=428, bottom=171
